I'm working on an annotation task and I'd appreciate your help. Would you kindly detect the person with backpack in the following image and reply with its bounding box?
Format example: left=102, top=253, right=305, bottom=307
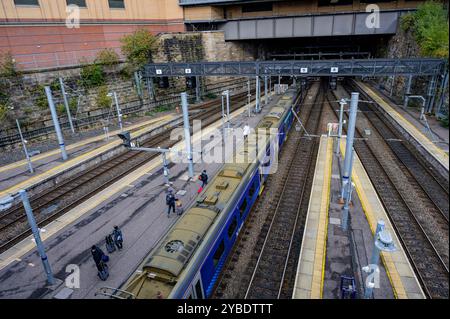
left=105, top=234, right=116, bottom=253
left=112, top=225, right=123, bottom=250
left=166, top=189, right=177, bottom=218
left=199, top=170, right=208, bottom=188
left=91, top=245, right=109, bottom=280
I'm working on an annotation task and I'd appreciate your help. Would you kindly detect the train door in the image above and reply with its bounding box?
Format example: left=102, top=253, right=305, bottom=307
left=192, top=273, right=205, bottom=299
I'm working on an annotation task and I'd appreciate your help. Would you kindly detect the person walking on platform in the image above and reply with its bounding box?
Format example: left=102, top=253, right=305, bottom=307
left=105, top=234, right=116, bottom=253
left=91, top=245, right=109, bottom=280
left=243, top=124, right=250, bottom=140
left=199, top=170, right=208, bottom=188
left=166, top=189, right=177, bottom=217
left=112, top=225, right=123, bottom=250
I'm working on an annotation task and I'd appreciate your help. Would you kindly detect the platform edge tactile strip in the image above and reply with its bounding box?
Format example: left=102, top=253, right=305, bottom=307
left=355, top=81, right=449, bottom=171
left=293, top=135, right=332, bottom=299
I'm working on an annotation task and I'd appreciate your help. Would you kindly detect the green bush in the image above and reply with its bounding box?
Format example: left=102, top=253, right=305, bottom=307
left=204, top=92, right=217, bottom=99
left=96, top=86, right=112, bottom=109
left=0, top=102, right=8, bottom=122
left=120, top=29, right=157, bottom=70
left=69, top=98, right=78, bottom=113
left=56, top=104, right=66, bottom=115
left=0, top=52, right=20, bottom=78
left=96, top=49, right=120, bottom=67
left=31, top=85, right=49, bottom=110
left=401, top=1, right=449, bottom=58
left=80, top=63, right=105, bottom=88
left=438, top=115, right=449, bottom=128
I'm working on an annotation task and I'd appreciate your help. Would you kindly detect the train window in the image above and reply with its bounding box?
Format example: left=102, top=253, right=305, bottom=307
left=195, top=280, right=204, bottom=299
left=248, top=180, right=257, bottom=198
left=213, top=241, right=225, bottom=268
left=239, top=199, right=248, bottom=218
left=228, top=217, right=238, bottom=238
left=14, top=0, right=39, bottom=5
left=242, top=2, right=272, bottom=12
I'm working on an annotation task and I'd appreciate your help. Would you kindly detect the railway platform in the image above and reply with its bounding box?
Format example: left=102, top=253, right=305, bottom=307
left=293, top=135, right=425, bottom=299
left=354, top=81, right=449, bottom=173
left=0, top=113, right=181, bottom=197
left=0, top=92, right=278, bottom=299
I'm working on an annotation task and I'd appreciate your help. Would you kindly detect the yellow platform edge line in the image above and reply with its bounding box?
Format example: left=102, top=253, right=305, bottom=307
left=0, top=115, right=173, bottom=174
left=0, top=100, right=256, bottom=272
left=310, top=136, right=333, bottom=299
left=340, top=140, right=416, bottom=299
left=0, top=115, right=176, bottom=197
left=355, top=81, right=448, bottom=167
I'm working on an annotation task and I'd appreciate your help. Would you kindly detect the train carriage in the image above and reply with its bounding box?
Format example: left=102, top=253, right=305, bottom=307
left=112, top=86, right=302, bottom=299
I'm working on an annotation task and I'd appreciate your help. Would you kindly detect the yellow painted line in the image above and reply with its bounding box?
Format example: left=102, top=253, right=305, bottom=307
left=0, top=115, right=176, bottom=198
left=356, top=81, right=449, bottom=171
left=311, top=136, right=332, bottom=299
left=0, top=99, right=256, bottom=271
left=340, top=140, right=425, bottom=299
left=293, top=136, right=332, bottom=299
left=0, top=115, right=174, bottom=174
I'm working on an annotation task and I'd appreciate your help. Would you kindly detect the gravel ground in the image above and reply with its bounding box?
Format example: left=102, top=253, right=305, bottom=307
left=214, top=83, right=321, bottom=298
left=0, top=113, right=172, bottom=166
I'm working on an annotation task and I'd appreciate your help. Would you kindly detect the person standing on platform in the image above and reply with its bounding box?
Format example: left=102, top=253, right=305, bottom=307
left=166, top=189, right=177, bottom=217
left=91, top=245, right=109, bottom=280
left=112, top=226, right=123, bottom=250
left=243, top=124, right=250, bottom=140
left=199, top=170, right=208, bottom=188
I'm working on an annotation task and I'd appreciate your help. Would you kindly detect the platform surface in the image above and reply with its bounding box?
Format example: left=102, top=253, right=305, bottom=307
left=0, top=114, right=178, bottom=197
left=340, top=139, right=425, bottom=299
left=0, top=93, right=275, bottom=298
left=355, top=81, right=449, bottom=171
left=293, top=135, right=332, bottom=299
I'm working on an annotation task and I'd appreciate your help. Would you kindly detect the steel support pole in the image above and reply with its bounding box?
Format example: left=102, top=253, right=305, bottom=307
left=59, top=78, right=75, bottom=134
left=336, top=100, right=346, bottom=155
left=364, top=220, right=385, bottom=299
left=16, top=119, right=34, bottom=174
left=269, top=76, right=272, bottom=98
left=226, top=90, right=230, bottom=128
left=134, top=71, right=142, bottom=99
left=19, top=189, right=55, bottom=285
left=341, top=92, right=359, bottom=201
left=264, top=76, right=268, bottom=106
left=221, top=94, right=227, bottom=145
left=403, top=75, right=412, bottom=109
left=247, top=79, right=251, bottom=117
left=196, top=76, right=201, bottom=103
left=255, top=76, right=260, bottom=113
left=45, top=86, right=68, bottom=161
left=181, top=92, right=194, bottom=178
left=162, top=152, right=170, bottom=186
left=341, top=152, right=354, bottom=232
left=113, top=92, right=123, bottom=132
left=426, top=76, right=436, bottom=113
left=436, top=71, right=449, bottom=118
left=147, top=77, right=155, bottom=103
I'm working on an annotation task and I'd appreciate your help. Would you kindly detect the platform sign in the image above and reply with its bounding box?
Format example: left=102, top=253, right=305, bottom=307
left=185, top=68, right=192, bottom=74
left=300, top=68, right=308, bottom=74
left=331, top=67, right=339, bottom=73
left=156, top=69, right=162, bottom=75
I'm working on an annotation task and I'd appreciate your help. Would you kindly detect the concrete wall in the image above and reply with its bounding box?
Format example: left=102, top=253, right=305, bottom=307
left=0, top=0, right=185, bottom=70
left=185, top=0, right=424, bottom=21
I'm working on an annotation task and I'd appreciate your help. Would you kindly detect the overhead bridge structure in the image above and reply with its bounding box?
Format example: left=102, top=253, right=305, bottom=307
left=144, top=59, right=445, bottom=78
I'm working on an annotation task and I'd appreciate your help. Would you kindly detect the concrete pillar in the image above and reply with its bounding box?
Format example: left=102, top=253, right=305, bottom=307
left=45, top=86, right=68, bottom=161
left=59, top=77, right=75, bottom=134
left=181, top=92, right=194, bottom=178
left=19, top=189, right=55, bottom=285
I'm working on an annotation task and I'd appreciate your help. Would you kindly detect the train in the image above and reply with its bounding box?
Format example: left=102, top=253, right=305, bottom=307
left=110, top=85, right=303, bottom=299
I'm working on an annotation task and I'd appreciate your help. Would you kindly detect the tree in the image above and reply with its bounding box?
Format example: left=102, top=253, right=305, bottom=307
left=96, top=49, right=120, bottom=67
left=120, top=29, right=157, bottom=70
left=0, top=52, right=20, bottom=77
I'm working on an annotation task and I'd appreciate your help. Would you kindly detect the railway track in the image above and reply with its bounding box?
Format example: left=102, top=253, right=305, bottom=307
left=213, top=81, right=325, bottom=299
left=0, top=89, right=260, bottom=253
left=326, top=86, right=449, bottom=299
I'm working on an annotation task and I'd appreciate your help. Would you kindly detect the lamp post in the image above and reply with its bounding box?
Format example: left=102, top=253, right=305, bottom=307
left=363, top=220, right=396, bottom=299
left=108, top=92, right=122, bottom=132
left=16, top=119, right=34, bottom=174
left=0, top=190, right=55, bottom=285
left=336, top=98, right=347, bottom=155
